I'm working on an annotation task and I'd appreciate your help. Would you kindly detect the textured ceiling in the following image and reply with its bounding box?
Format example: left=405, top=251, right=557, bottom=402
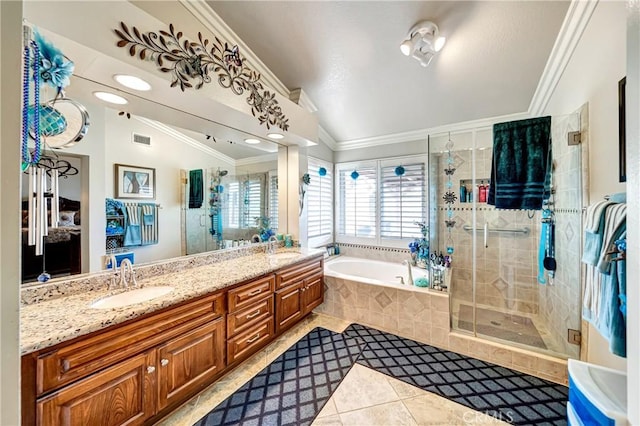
left=208, top=1, right=570, bottom=143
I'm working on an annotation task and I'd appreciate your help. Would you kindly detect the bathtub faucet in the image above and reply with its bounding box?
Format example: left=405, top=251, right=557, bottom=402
left=402, top=260, right=414, bottom=286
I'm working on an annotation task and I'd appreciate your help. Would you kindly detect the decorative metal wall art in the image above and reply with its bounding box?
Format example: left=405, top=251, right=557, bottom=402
left=114, top=22, right=290, bottom=131
left=444, top=133, right=456, bottom=254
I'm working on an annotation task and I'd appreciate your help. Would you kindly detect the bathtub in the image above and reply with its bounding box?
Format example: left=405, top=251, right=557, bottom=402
left=324, top=256, right=430, bottom=291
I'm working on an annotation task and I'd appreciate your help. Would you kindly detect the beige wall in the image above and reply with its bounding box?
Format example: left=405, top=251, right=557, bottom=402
left=544, top=1, right=628, bottom=371
left=1, top=1, right=22, bottom=423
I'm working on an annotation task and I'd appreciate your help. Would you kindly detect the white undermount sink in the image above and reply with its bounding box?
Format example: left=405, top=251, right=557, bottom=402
left=90, top=286, right=174, bottom=309
left=269, top=252, right=301, bottom=260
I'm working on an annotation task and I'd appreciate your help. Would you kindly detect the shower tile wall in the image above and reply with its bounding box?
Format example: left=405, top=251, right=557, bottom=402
left=435, top=150, right=540, bottom=316
left=536, top=106, right=586, bottom=359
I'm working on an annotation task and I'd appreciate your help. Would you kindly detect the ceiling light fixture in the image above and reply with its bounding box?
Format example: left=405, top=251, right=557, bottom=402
left=244, top=138, right=260, bottom=144
left=267, top=132, right=284, bottom=140
left=93, top=91, right=128, bottom=105
left=400, top=20, right=446, bottom=67
left=113, top=74, right=152, bottom=91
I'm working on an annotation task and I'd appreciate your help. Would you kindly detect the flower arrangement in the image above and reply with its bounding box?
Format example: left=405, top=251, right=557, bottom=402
left=255, top=216, right=274, bottom=242
left=409, top=221, right=430, bottom=268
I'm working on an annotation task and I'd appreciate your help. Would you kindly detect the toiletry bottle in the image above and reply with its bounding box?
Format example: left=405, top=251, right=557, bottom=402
left=460, top=184, right=467, bottom=203
left=334, top=243, right=340, bottom=255
left=478, top=180, right=487, bottom=203
left=467, top=185, right=473, bottom=202
left=481, top=181, right=488, bottom=203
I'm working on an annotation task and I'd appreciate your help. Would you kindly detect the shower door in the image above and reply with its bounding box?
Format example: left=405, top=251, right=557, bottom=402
left=430, top=112, right=584, bottom=359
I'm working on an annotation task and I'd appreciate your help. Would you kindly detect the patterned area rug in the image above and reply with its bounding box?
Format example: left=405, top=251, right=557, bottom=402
left=343, top=323, right=568, bottom=426
left=457, top=304, right=548, bottom=349
left=193, top=327, right=364, bottom=426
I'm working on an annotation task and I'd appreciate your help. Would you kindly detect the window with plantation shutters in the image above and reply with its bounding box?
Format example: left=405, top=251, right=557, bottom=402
left=268, top=174, right=278, bottom=231
left=227, top=182, right=240, bottom=228
left=241, top=178, right=262, bottom=228
left=380, top=163, right=425, bottom=239
left=335, top=155, right=428, bottom=247
left=337, top=164, right=377, bottom=238
left=307, top=158, right=333, bottom=245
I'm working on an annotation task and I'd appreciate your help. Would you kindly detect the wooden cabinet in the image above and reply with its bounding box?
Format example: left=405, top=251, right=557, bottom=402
left=23, top=255, right=324, bottom=426
left=226, top=275, right=275, bottom=366
left=37, top=350, right=156, bottom=426
left=24, top=292, right=226, bottom=426
left=157, top=317, right=225, bottom=411
left=275, top=258, right=324, bottom=334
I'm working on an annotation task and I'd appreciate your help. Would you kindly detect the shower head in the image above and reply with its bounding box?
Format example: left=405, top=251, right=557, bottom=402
left=218, top=170, right=228, bottom=177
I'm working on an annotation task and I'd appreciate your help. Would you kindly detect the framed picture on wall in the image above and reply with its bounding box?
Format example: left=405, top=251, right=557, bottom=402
left=619, top=76, right=626, bottom=183
left=115, top=164, right=156, bottom=199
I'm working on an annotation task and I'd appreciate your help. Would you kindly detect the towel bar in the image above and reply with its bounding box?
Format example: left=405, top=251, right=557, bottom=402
left=462, top=225, right=530, bottom=235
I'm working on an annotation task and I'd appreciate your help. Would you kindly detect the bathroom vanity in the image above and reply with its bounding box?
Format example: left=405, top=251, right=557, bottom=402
left=20, top=249, right=324, bottom=426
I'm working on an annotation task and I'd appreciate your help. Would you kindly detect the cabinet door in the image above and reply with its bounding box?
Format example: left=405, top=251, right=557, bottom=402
left=275, top=282, right=304, bottom=334
left=303, top=273, right=324, bottom=314
left=37, top=351, right=156, bottom=426
left=157, top=317, right=225, bottom=411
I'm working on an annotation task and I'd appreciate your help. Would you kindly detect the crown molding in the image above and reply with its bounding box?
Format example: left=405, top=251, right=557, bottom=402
left=335, top=111, right=530, bottom=151
left=289, top=88, right=318, bottom=113
left=528, top=0, right=599, bottom=115
left=179, top=0, right=290, bottom=98
left=134, top=116, right=236, bottom=165
left=236, top=153, right=278, bottom=167
left=318, top=126, right=339, bottom=151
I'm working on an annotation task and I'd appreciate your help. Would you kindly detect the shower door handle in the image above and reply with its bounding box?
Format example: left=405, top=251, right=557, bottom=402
left=484, top=222, right=488, bottom=248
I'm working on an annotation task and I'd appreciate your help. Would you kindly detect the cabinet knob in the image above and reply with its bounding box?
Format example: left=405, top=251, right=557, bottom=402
left=147, top=366, right=156, bottom=374
left=161, top=358, right=169, bottom=366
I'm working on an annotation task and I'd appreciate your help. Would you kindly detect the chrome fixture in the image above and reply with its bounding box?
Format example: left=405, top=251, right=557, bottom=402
left=395, top=276, right=405, bottom=285
left=402, top=259, right=414, bottom=286
left=400, top=20, right=446, bottom=67
left=119, top=258, right=137, bottom=288
left=267, top=235, right=278, bottom=255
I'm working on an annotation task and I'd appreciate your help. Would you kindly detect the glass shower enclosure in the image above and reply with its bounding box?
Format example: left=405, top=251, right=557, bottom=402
left=429, top=111, right=584, bottom=359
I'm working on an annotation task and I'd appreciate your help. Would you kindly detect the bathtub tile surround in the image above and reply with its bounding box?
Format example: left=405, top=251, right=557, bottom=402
left=332, top=242, right=413, bottom=263
left=318, top=273, right=568, bottom=384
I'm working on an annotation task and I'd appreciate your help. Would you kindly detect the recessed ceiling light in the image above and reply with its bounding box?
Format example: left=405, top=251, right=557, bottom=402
left=267, top=132, right=284, bottom=140
left=93, top=91, right=128, bottom=105
left=244, top=138, right=260, bottom=144
left=113, top=74, right=151, bottom=91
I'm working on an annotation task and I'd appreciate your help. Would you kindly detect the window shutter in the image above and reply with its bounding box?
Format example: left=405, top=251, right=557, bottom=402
left=241, top=178, right=262, bottom=228
left=380, top=163, right=425, bottom=239
left=337, top=166, right=377, bottom=238
left=307, top=158, right=333, bottom=240
left=269, top=174, right=278, bottom=231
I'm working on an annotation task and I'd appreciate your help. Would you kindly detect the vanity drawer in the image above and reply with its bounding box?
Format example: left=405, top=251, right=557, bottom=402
left=276, top=257, right=323, bottom=290
left=35, top=291, right=225, bottom=396
left=227, top=318, right=273, bottom=365
left=227, top=297, right=274, bottom=337
left=228, top=275, right=274, bottom=312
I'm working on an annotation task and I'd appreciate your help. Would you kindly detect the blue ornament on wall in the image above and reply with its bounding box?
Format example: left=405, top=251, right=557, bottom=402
left=394, top=166, right=405, bottom=176
left=350, top=170, right=359, bottom=180
left=318, top=167, right=327, bottom=176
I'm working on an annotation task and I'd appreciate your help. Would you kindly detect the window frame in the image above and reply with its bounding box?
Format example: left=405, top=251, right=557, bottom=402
left=307, top=157, right=334, bottom=248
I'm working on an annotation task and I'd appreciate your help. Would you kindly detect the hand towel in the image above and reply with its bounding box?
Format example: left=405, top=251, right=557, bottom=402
left=537, top=210, right=552, bottom=284
left=140, top=203, right=158, bottom=245
left=487, top=116, right=552, bottom=210
left=124, top=203, right=142, bottom=246
left=189, top=169, right=204, bottom=209
left=582, top=201, right=613, bottom=265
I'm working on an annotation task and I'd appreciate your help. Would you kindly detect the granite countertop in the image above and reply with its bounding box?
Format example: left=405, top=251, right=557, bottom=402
left=21, top=248, right=324, bottom=355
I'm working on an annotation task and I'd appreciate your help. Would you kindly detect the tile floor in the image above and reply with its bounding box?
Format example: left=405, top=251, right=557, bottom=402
left=158, top=313, right=511, bottom=425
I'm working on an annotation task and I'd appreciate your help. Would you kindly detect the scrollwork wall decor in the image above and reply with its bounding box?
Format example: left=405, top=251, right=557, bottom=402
left=114, top=22, right=289, bottom=131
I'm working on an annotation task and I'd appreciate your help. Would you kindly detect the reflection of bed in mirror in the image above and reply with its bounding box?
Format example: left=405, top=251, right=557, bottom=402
left=21, top=197, right=82, bottom=282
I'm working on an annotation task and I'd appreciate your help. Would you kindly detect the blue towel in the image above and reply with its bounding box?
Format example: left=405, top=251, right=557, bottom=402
left=487, top=116, right=552, bottom=210
left=609, top=192, right=626, bottom=203
left=189, top=169, right=204, bottom=209
left=537, top=210, right=552, bottom=284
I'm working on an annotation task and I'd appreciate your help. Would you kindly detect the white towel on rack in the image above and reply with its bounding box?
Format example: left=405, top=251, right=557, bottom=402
left=140, top=204, right=158, bottom=245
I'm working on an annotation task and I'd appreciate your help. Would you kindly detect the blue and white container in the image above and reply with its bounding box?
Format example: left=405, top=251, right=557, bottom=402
left=567, top=359, right=627, bottom=425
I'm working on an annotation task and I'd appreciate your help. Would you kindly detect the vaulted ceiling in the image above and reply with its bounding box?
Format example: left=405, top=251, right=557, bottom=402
left=208, top=1, right=571, bottom=144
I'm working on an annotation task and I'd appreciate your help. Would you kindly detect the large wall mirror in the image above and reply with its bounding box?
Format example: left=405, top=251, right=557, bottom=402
left=20, top=2, right=302, bottom=285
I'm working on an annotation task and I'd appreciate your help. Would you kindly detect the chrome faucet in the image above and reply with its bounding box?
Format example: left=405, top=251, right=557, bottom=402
left=108, top=254, right=119, bottom=290
left=119, top=258, right=137, bottom=288
left=395, top=275, right=405, bottom=285
left=402, top=259, right=414, bottom=286
left=267, top=235, right=278, bottom=255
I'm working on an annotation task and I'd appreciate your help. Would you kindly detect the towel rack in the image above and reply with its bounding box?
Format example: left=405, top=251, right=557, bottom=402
left=463, top=225, right=530, bottom=235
